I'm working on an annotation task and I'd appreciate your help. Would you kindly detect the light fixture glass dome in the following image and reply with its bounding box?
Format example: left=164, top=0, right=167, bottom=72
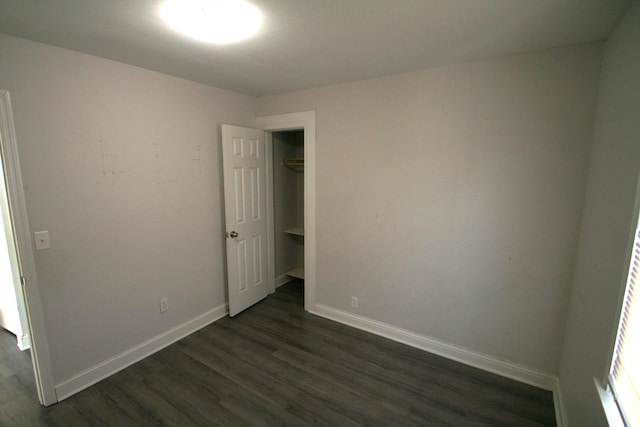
left=160, top=0, right=263, bottom=45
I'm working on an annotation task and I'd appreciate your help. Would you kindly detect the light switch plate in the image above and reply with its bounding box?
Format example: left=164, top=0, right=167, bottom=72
left=34, top=231, right=51, bottom=250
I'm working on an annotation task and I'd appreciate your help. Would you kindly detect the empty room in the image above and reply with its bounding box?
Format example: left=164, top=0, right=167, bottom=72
left=0, top=1, right=639, bottom=426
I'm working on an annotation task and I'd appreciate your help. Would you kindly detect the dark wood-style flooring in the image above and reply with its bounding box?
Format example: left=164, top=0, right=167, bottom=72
left=0, top=280, right=556, bottom=426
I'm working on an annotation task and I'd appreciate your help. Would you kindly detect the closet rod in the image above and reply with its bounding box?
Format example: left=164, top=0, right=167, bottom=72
left=282, top=157, right=304, bottom=167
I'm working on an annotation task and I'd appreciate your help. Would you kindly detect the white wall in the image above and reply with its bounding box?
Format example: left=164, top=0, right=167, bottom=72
left=0, top=28, right=610, bottom=400
left=559, top=2, right=640, bottom=426
left=259, top=44, right=602, bottom=374
left=0, top=34, right=256, bottom=383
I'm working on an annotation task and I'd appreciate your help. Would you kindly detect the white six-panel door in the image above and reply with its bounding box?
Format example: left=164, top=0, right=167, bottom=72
left=221, top=125, right=269, bottom=316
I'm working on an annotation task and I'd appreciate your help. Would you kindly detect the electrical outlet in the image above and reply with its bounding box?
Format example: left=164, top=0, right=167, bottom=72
left=160, top=298, right=168, bottom=313
left=34, top=231, right=51, bottom=250
left=351, top=297, right=358, bottom=308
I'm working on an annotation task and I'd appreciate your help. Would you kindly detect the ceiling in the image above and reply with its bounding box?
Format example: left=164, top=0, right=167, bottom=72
left=0, top=0, right=631, bottom=96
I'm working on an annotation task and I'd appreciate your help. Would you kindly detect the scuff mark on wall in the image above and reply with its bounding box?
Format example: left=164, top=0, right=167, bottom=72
left=192, top=144, right=202, bottom=174
left=96, top=137, right=120, bottom=184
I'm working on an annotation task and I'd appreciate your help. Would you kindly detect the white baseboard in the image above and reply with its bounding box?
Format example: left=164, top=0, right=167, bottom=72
left=53, top=299, right=566, bottom=426
left=312, top=304, right=558, bottom=392
left=55, top=303, right=228, bottom=401
left=313, top=304, right=566, bottom=426
left=275, top=273, right=293, bottom=288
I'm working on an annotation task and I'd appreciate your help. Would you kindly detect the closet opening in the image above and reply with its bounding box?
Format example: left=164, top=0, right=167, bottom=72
left=259, top=110, right=315, bottom=312
left=272, top=129, right=304, bottom=304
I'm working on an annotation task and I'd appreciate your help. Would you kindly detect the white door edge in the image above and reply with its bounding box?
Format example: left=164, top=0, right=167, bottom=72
left=257, top=111, right=316, bottom=313
left=0, top=90, right=57, bottom=406
left=265, top=131, right=275, bottom=295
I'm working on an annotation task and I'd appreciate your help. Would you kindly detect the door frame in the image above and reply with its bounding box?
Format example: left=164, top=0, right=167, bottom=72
left=257, top=111, right=316, bottom=312
left=0, top=90, right=57, bottom=406
left=0, top=146, right=29, bottom=348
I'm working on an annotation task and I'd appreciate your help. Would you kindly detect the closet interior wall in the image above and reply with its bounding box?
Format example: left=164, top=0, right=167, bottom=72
left=273, top=130, right=304, bottom=286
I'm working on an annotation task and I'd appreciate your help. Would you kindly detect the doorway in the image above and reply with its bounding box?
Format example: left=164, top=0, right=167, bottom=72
left=272, top=129, right=304, bottom=295
left=221, top=112, right=316, bottom=316
left=0, top=90, right=56, bottom=406
left=259, top=111, right=316, bottom=312
left=0, top=151, right=29, bottom=350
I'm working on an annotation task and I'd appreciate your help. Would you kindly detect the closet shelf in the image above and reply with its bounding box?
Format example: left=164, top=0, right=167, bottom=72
left=284, top=227, right=305, bottom=237
left=282, top=157, right=304, bottom=168
left=286, top=267, right=305, bottom=280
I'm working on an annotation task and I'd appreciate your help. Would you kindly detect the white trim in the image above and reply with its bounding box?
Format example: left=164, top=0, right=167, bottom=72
left=595, top=378, right=626, bottom=427
left=313, top=303, right=558, bottom=391
left=553, top=379, right=569, bottom=427
left=55, top=303, right=228, bottom=401
left=17, top=333, right=31, bottom=351
left=603, top=171, right=640, bottom=385
left=257, top=111, right=316, bottom=313
left=604, top=172, right=640, bottom=377
left=597, top=171, right=640, bottom=427
left=265, top=131, right=275, bottom=295
left=0, top=132, right=29, bottom=347
left=0, top=90, right=57, bottom=406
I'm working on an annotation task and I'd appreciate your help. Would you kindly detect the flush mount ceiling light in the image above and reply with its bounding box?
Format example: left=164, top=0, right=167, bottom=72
left=160, top=0, right=263, bottom=45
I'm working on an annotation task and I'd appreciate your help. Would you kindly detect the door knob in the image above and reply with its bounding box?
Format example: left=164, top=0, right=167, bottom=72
left=229, top=231, right=238, bottom=238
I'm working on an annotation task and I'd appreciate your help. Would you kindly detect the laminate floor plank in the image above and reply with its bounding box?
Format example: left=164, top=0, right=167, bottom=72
left=184, top=325, right=381, bottom=426
left=149, top=346, right=309, bottom=427
left=240, top=287, right=556, bottom=426
left=230, top=312, right=543, bottom=426
left=177, top=333, right=356, bottom=426
left=0, top=281, right=556, bottom=426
